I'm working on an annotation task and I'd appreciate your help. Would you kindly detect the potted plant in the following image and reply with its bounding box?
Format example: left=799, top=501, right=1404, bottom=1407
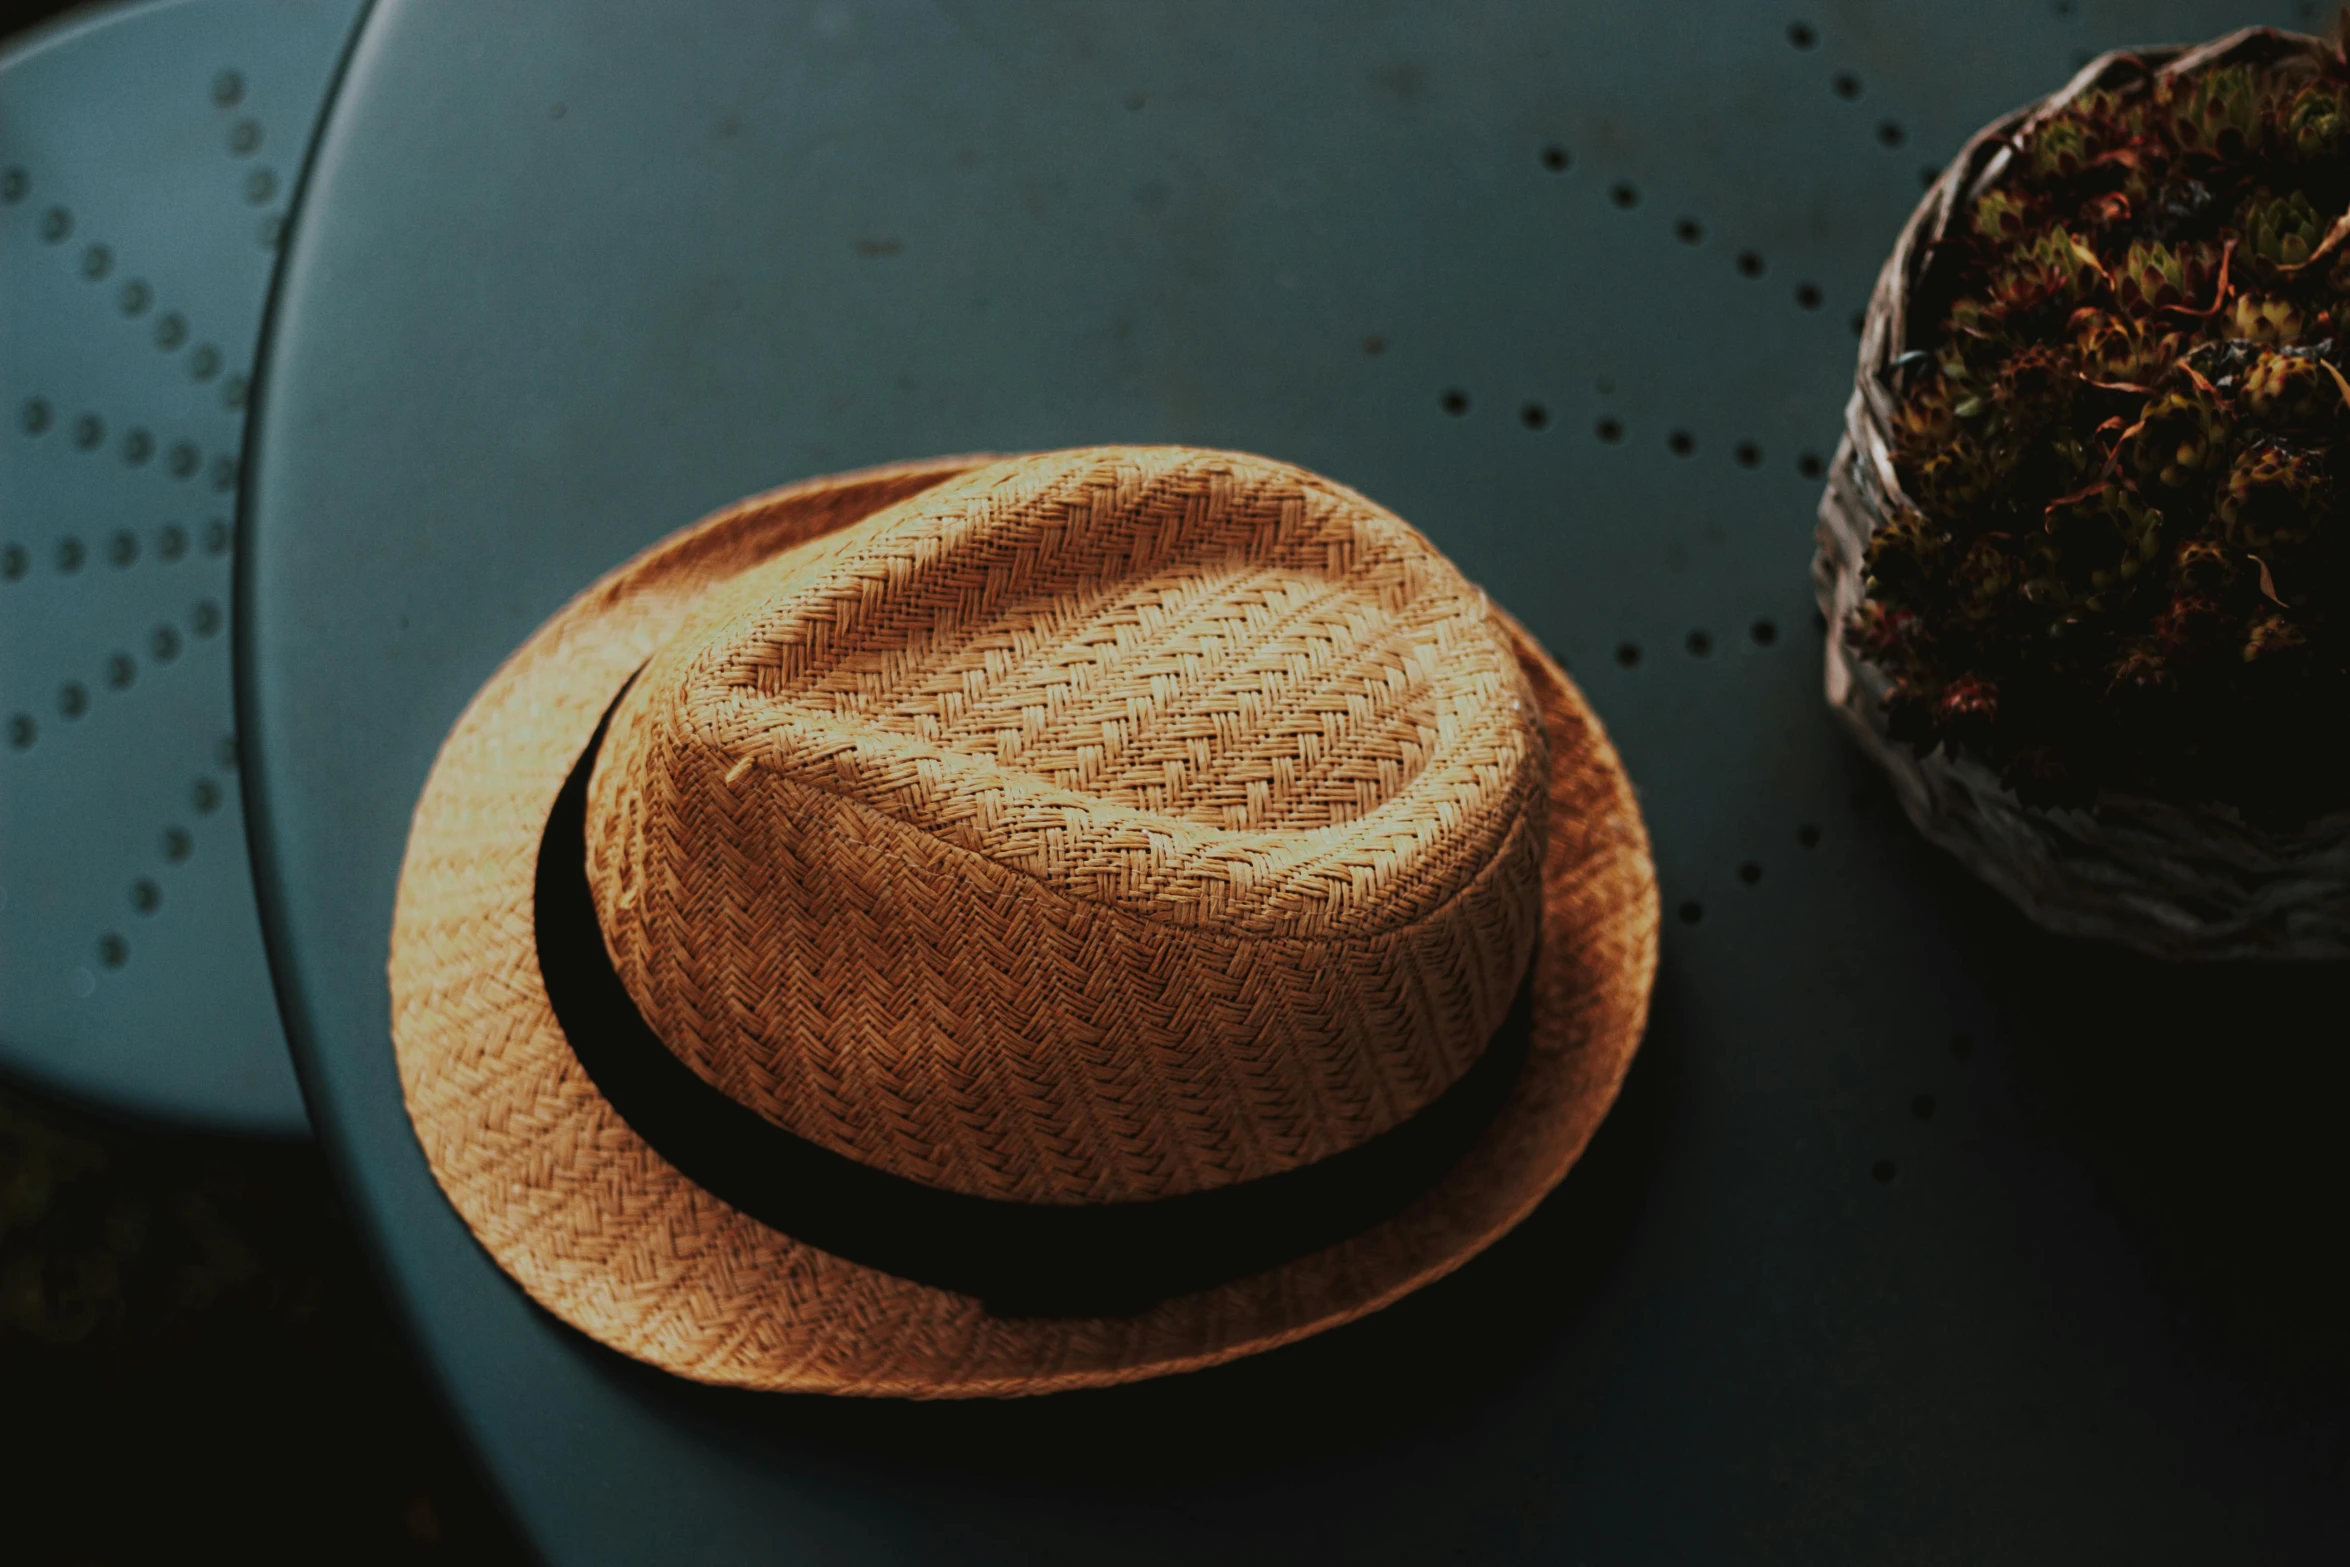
left=1817, top=26, right=2350, bottom=959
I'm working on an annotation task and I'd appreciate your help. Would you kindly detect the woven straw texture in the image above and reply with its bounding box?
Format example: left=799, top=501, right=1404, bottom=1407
left=1814, top=27, right=2350, bottom=961
left=391, top=447, right=1657, bottom=1396
left=587, top=453, right=1546, bottom=1203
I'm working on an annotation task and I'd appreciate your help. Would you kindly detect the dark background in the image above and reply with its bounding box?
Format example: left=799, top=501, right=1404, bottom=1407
left=2, top=12, right=523, bottom=1560
left=0, top=1075, right=525, bottom=1563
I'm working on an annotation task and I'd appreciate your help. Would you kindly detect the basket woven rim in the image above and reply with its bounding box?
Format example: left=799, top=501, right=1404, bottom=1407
left=388, top=448, right=1660, bottom=1396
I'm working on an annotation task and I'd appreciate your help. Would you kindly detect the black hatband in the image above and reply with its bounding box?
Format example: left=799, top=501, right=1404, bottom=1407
left=533, top=686, right=1530, bottom=1318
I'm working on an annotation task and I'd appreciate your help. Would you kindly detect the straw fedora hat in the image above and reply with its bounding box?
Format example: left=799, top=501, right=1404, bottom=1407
left=389, top=446, right=1657, bottom=1398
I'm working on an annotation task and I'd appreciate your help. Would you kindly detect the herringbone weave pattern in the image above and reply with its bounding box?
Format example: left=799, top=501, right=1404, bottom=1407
left=586, top=449, right=1547, bottom=1203
left=389, top=448, right=1658, bottom=1395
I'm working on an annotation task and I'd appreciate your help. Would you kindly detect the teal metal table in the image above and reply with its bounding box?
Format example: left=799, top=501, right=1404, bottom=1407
left=0, top=0, right=361, bottom=1134
left=243, top=2, right=2350, bottom=1559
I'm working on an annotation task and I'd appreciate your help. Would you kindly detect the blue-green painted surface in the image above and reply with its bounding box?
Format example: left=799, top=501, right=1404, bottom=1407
left=1, top=0, right=362, bottom=1133
left=246, top=2, right=2350, bottom=1559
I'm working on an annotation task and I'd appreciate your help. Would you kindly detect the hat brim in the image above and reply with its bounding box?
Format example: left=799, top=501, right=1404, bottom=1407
left=388, top=455, right=1659, bottom=1398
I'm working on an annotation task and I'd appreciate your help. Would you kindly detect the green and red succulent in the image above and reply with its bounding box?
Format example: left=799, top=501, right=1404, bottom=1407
left=1862, top=42, right=2350, bottom=824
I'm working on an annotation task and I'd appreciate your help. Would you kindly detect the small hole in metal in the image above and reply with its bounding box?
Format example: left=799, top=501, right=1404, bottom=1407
left=1871, top=1158, right=1897, bottom=1183
left=1787, top=20, right=1817, bottom=48
left=1913, top=1093, right=1937, bottom=1121
left=190, top=345, right=223, bottom=382
left=193, top=778, right=222, bottom=814
left=1794, top=282, right=1822, bottom=310
left=1738, top=861, right=1762, bottom=885
left=1, top=544, right=25, bottom=581
left=108, top=530, right=138, bottom=567
left=20, top=396, right=51, bottom=435
left=1678, top=899, right=1705, bottom=925
left=162, top=826, right=192, bottom=862
left=1734, top=441, right=1762, bottom=468
left=151, top=625, right=181, bottom=662
left=1752, top=617, right=1779, bottom=645
left=1363, top=335, right=1385, bottom=355
left=0, top=167, right=26, bottom=202
left=1686, top=629, right=1712, bottom=657
left=40, top=205, right=71, bottom=243
left=1849, top=310, right=1865, bottom=336
left=1609, top=181, right=1638, bottom=209
left=155, top=313, right=188, bottom=351
left=122, top=427, right=153, bottom=466
left=1877, top=120, right=1907, bottom=148
left=1667, top=429, right=1694, bottom=456
left=216, top=734, right=238, bottom=771
left=203, top=519, right=231, bottom=555
left=72, top=414, right=104, bottom=451
left=1918, top=164, right=1942, bottom=190
left=1440, top=388, right=1470, bottom=416
left=1596, top=416, right=1624, bottom=444
left=223, top=374, right=250, bottom=410
left=168, top=441, right=201, bottom=479
left=80, top=244, right=111, bottom=280
left=213, top=69, right=244, bottom=107
left=119, top=279, right=152, bottom=316
left=7, top=714, right=34, bottom=750
left=211, top=454, right=238, bottom=493
left=229, top=118, right=263, bottom=155
left=158, top=524, right=187, bottom=559
left=105, top=652, right=134, bottom=690
left=1798, top=450, right=1825, bottom=479
left=1797, top=823, right=1821, bottom=847
left=1736, top=250, right=1764, bottom=277
left=58, top=682, right=87, bottom=719
left=1832, top=71, right=1862, bottom=100
left=191, top=600, right=222, bottom=637
left=57, top=537, right=85, bottom=573
left=131, top=878, right=161, bottom=914
left=1615, top=642, right=1642, bottom=668
left=1541, top=145, right=1570, bottom=172
left=245, top=167, right=278, bottom=204
left=1675, top=216, right=1703, bottom=244
left=1519, top=402, right=1548, bottom=430
left=98, top=933, right=128, bottom=969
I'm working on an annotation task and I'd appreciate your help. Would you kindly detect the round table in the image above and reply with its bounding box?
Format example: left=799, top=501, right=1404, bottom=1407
left=244, top=1, right=2350, bottom=1559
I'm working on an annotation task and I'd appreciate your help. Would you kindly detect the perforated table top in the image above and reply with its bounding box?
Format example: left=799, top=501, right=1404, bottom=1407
left=244, top=2, right=2350, bottom=1560
left=0, top=0, right=361, bottom=1134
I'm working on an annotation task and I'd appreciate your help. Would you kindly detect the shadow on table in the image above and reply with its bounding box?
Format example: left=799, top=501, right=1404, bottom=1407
left=1911, top=811, right=2350, bottom=1414
left=602, top=976, right=1684, bottom=1490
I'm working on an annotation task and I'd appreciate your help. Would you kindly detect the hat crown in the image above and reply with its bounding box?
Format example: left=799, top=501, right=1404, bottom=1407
left=585, top=448, right=1549, bottom=1205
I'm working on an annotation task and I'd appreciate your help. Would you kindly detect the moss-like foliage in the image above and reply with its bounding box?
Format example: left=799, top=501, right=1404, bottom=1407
left=1860, top=43, right=2350, bottom=824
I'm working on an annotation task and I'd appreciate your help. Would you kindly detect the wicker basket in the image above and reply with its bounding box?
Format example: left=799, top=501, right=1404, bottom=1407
left=1813, top=26, right=2350, bottom=961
